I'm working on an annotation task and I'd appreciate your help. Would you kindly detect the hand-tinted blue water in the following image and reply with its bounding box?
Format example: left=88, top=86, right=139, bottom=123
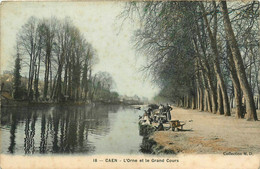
left=0, top=105, right=144, bottom=155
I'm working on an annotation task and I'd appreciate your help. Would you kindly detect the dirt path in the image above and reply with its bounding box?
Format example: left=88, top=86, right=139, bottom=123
left=151, top=107, right=260, bottom=154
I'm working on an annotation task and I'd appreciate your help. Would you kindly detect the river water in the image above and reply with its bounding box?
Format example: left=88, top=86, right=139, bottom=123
left=0, top=104, right=144, bottom=155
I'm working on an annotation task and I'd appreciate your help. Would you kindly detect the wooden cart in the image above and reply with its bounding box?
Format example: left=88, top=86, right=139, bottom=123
left=169, top=120, right=185, bottom=131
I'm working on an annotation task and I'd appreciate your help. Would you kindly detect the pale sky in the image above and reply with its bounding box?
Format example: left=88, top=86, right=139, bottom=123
left=0, top=1, right=160, bottom=99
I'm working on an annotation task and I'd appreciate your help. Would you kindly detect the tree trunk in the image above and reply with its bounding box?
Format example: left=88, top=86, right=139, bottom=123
left=201, top=64, right=212, bottom=113
left=64, top=60, right=68, bottom=96
left=49, top=62, right=53, bottom=100
left=220, top=1, right=257, bottom=120
left=193, top=33, right=217, bottom=114
left=199, top=88, right=203, bottom=111
left=227, top=41, right=242, bottom=118
left=192, top=95, right=195, bottom=109
left=203, top=89, right=208, bottom=111
left=43, top=45, right=51, bottom=99
left=186, top=95, right=189, bottom=108
left=217, top=84, right=224, bottom=115
left=202, top=62, right=217, bottom=113
left=27, top=54, right=33, bottom=100
left=56, top=65, right=62, bottom=102
left=206, top=89, right=212, bottom=113
left=68, top=60, right=72, bottom=98
left=35, top=54, right=41, bottom=101
left=200, top=2, right=230, bottom=116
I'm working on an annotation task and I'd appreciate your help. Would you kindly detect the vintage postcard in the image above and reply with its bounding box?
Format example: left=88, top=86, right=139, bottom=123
left=0, top=0, right=259, bottom=169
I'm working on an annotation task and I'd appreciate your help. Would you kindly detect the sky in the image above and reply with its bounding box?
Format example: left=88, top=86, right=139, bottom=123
left=0, top=1, right=160, bottom=99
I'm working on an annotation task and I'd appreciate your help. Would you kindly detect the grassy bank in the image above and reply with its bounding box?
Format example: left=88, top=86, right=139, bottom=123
left=138, top=122, right=176, bottom=154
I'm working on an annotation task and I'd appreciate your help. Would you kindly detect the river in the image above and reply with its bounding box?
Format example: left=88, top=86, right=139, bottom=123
left=0, top=104, right=144, bottom=155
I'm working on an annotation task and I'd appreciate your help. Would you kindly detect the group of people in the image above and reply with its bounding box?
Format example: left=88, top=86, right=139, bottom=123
left=142, top=103, right=173, bottom=125
left=159, top=104, right=173, bottom=122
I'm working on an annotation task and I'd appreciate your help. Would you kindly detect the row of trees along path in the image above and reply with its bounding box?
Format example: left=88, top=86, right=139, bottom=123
left=121, top=1, right=259, bottom=120
left=12, top=17, right=118, bottom=103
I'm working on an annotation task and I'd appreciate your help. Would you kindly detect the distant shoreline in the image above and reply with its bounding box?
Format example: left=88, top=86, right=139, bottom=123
left=0, top=100, right=145, bottom=108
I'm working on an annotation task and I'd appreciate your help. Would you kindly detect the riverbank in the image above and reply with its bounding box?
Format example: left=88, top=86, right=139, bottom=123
left=139, top=107, right=260, bottom=154
left=0, top=99, right=144, bottom=108
left=0, top=100, right=89, bottom=108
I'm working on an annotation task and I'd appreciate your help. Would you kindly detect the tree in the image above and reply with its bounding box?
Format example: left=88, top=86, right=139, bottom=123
left=13, top=45, right=23, bottom=100
left=16, top=16, right=99, bottom=103
left=120, top=1, right=259, bottom=120
left=220, top=1, right=258, bottom=121
left=41, top=17, right=57, bottom=100
left=199, top=2, right=230, bottom=116
left=17, top=16, right=42, bottom=101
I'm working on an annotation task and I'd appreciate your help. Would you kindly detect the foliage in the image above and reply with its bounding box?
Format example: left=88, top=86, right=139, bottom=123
left=13, top=47, right=23, bottom=100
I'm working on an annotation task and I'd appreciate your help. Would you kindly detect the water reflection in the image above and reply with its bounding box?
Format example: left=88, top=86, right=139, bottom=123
left=40, top=113, right=46, bottom=153
left=8, top=112, right=17, bottom=153
left=1, top=104, right=132, bottom=154
left=24, top=110, right=37, bottom=154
